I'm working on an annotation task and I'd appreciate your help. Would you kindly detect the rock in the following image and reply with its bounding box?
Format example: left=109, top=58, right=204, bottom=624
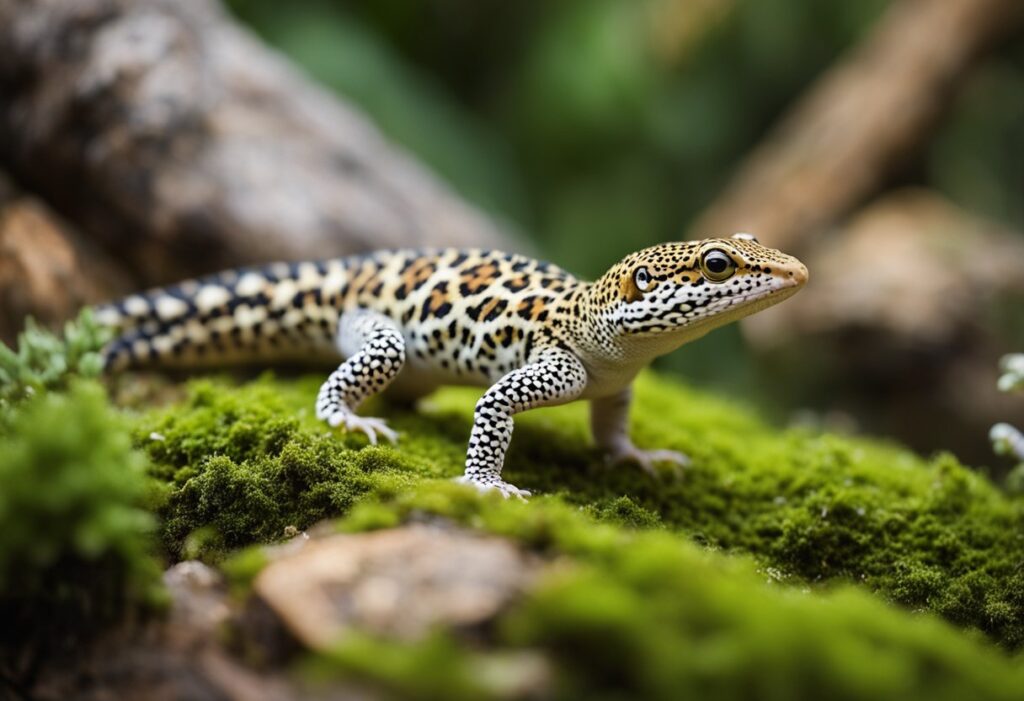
left=742, top=189, right=1024, bottom=465
left=163, top=560, right=231, bottom=641
left=24, top=527, right=548, bottom=700
left=0, top=0, right=515, bottom=288
left=252, top=523, right=543, bottom=649
left=28, top=561, right=305, bottom=701
left=744, top=189, right=1024, bottom=348
left=0, top=172, right=129, bottom=344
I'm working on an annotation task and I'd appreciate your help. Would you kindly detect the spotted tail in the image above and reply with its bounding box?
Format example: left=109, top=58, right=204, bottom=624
left=97, top=259, right=358, bottom=371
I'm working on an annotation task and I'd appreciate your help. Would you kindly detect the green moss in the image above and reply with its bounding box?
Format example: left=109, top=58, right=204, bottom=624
left=135, top=376, right=426, bottom=560
left=312, top=489, right=1024, bottom=701
left=2, top=321, right=1022, bottom=696
left=134, top=372, right=1024, bottom=651
left=498, top=375, right=1024, bottom=649
left=584, top=494, right=663, bottom=529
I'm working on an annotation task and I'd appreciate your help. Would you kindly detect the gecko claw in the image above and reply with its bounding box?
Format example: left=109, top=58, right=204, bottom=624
left=327, top=412, right=398, bottom=445
left=606, top=446, right=690, bottom=481
left=455, top=475, right=531, bottom=500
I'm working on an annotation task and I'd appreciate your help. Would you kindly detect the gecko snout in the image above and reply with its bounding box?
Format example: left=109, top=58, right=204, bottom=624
left=788, top=261, right=809, bottom=287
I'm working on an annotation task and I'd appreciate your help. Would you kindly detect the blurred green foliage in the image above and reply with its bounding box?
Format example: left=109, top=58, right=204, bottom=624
left=0, top=381, right=161, bottom=652
left=224, top=0, right=1024, bottom=390
left=226, top=0, right=890, bottom=265
left=0, top=382, right=158, bottom=596
left=0, top=315, right=160, bottom=656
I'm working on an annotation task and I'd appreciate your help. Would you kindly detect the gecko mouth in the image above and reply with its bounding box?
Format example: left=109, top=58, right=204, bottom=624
left=685, top=281, right=803, bottom=326
left=706, top=283, right=799, bottom=315
left=624, top=280, right=803, bottom=337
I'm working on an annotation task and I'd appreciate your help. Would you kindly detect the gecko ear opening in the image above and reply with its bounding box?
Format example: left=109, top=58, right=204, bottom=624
left=620, top=267, right=649, bottom=303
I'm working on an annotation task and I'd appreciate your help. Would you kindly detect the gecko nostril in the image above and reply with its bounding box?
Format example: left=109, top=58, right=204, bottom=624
left=789, top=264, right=809, bottom=285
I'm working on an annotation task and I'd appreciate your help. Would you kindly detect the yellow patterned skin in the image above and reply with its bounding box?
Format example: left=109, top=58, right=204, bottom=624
left=98, top=234, right=807, bottom=497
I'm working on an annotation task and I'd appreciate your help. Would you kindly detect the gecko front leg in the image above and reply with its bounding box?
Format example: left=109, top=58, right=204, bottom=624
left=590, top=386, right=689, bottom=479
left=316, top=309, right=405, bottom=445
left=459, top=348, right=588, bottom=499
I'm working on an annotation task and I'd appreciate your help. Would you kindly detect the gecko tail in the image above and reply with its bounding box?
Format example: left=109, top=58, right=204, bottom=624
left=98, top=261, right=348, bottom=372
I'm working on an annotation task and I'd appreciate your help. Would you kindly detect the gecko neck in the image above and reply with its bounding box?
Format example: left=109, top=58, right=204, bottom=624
left=569, top=280, right=760, bottom=397
left=560, top=283, right=676, bottom=396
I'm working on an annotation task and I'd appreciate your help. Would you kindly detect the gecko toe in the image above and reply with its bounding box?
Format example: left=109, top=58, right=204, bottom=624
left=354, top=416, right=399, bottom=445
left=455, top=475, right=531, bottom=501
left=325, top=411, right=399, bottom=446
left=607, top=446, right=689, bottom=481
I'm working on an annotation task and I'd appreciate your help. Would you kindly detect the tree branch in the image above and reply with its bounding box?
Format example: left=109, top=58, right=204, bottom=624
left=688, top=0, right=1024, bottom=249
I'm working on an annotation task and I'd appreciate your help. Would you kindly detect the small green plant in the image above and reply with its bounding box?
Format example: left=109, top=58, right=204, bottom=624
left=0, top=309, right=110, bottom=409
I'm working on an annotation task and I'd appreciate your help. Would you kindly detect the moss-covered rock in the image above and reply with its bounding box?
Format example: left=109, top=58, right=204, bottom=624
left=7, top=312, right=1024, bottom=697
left=134, top=372, right=1024, bottom=651
left=306, top=488, right=1024, bottom=701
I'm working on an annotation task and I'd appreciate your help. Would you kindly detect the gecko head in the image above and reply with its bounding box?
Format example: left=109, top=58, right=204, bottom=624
left=587, top=233, right=808, bottom=357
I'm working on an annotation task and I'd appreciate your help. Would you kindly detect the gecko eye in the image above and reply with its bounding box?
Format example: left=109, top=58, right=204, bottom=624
left=633, top=266, right=652, bottom=292
left=700, top=249, right=736, bottom=282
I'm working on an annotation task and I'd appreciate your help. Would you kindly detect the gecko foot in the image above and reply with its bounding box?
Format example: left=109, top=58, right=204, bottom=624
left=455, top=474, right=532, bottom=500
left=325, top=411, right=398, bottom=445
left=606, top=446, right=690, bottom=480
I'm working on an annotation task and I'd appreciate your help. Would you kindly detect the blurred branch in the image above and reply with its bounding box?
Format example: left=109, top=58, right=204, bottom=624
left=688, top=0, right=1024, bottom=249
left=0, top=0, right=512, bottom=289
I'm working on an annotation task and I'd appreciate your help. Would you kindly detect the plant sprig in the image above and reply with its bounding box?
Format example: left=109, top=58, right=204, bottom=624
left=0, top=309, right=110, bottom=407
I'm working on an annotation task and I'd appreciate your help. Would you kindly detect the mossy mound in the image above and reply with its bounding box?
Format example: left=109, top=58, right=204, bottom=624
left=0, top=381, right=162, bottom=657
left=6, top=312, right=1024, bottom=698
left=304, top=487, right=1024, bottom=701
left=135, top=371, right=1024, bottom=651
left=135, top=376, right=436, bottom=559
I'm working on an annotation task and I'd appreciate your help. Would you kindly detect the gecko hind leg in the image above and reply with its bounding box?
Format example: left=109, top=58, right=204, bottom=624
left=316, top=309, right=406, bottom=445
